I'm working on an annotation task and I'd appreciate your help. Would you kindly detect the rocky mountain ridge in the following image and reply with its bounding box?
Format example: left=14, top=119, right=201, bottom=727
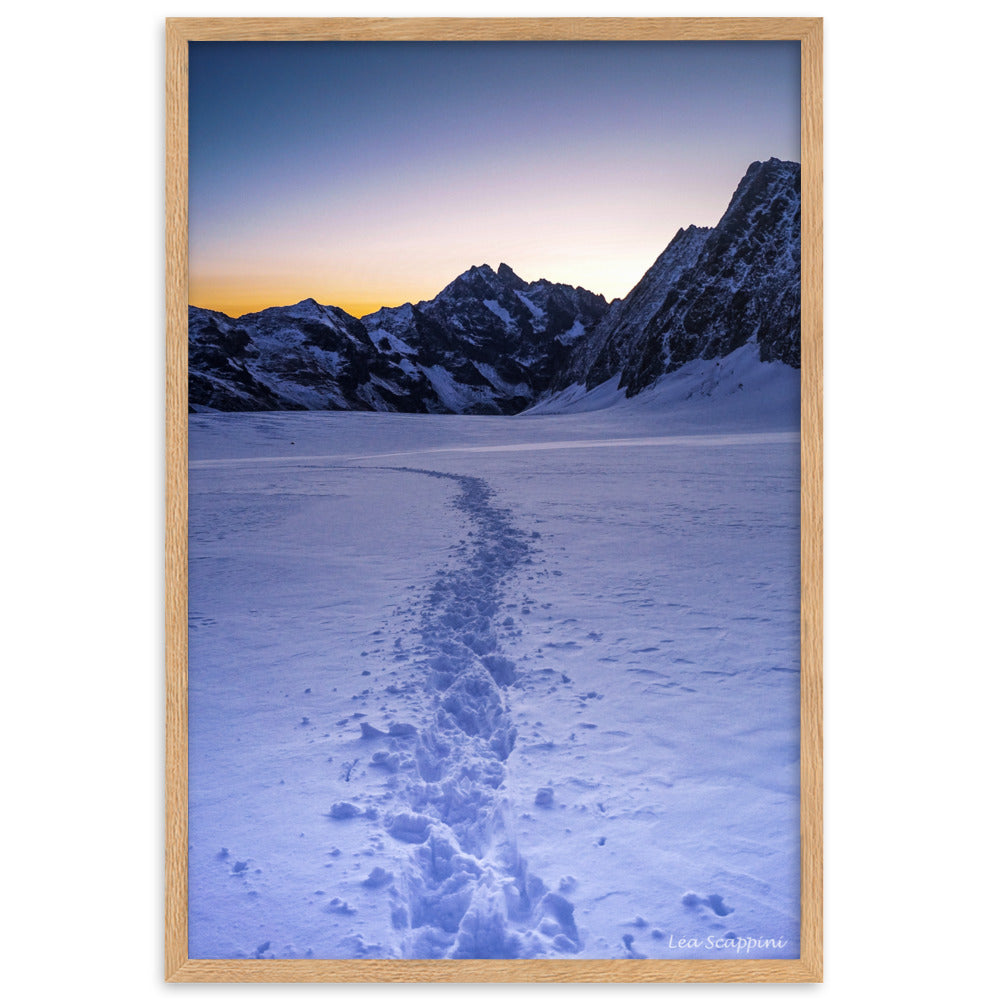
left=189, top=158, right=800, bottom=414
left=189, top=266, right=606, bottom=415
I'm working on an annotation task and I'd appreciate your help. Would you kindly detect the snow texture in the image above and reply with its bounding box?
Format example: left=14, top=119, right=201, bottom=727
left=188, top=363, right=801, bottom=960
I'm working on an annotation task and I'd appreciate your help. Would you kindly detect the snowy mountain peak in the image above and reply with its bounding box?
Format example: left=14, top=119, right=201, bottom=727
left=440, top=264, right=497, bottom=300
left=441, top=262, right=530, bottom=301
left=190, top=261, right=608, bottom=414
left=548, top=158, right=800, bottom=399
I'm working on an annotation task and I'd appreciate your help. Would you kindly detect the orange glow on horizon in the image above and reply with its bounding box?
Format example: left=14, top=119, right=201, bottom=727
left=188, top=279, right=416, bottom=321
left=190, top=295, right=394, bottom=321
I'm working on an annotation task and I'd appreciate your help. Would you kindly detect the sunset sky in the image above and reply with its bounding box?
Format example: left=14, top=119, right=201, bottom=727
left=189, top=41, right=800, bottom=319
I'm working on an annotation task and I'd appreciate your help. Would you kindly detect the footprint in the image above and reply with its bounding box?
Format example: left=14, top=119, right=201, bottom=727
left=681, top=891, right=734, bottom=916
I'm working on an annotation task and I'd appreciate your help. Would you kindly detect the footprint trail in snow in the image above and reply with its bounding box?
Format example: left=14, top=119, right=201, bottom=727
left=335, top=466, right=581, bottom=958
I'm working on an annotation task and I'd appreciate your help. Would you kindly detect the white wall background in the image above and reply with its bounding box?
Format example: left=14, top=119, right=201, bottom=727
left=4, top=1, right=996, bottom=993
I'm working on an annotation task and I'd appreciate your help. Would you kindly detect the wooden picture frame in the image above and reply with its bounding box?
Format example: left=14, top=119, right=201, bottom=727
left=166, top=16, right=822, bottom=983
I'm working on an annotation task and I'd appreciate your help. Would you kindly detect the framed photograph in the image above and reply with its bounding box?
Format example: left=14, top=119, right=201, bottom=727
left=166, top=17, right=822, bottom=983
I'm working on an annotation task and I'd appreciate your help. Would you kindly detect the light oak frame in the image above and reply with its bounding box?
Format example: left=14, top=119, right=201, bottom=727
left=166, top=16, right=822, bottom=983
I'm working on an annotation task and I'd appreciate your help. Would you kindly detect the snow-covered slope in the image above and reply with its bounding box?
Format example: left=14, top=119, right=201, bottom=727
left=528, top=342, right=800, bottom=433
left=556, top=224, right=712, bottom=392
left=188, top=392, right=801, bottom=960
left=621, top=158, right=800, bottom=395
left=547, top=157, right=801, bottom=404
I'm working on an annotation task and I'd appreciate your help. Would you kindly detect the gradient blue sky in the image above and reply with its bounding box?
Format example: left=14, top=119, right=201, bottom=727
left=189, top=41, right=800, bottom=318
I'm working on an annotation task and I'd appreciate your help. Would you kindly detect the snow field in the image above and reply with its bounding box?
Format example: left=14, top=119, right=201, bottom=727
left=188, top=463, right=462, bottom=958
left=482, top=439, right=800, bottom=957
left=188, top=370, right=800, bottom=959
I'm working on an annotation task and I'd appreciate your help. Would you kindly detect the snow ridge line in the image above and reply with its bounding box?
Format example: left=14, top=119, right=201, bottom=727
left=354, top=466, right=583, bottom=958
